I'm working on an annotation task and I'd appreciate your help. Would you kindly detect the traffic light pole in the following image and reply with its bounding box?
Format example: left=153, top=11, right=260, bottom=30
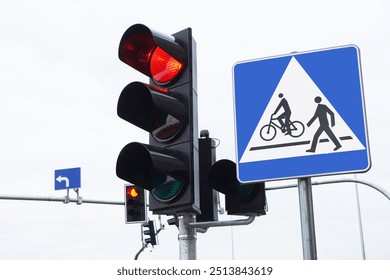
left=297, top=177, right=317, bottom=260
left=178, top=213, right=197, bottom=260
left=178, top=213, right=258, bottom=260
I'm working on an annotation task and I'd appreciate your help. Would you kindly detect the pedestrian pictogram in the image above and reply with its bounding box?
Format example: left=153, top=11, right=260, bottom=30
left=306, top=96, right=341, bottom=153
left=233, top=45, right=370, bottom=182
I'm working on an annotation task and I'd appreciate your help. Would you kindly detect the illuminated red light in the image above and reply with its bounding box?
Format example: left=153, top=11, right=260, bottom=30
left=127, top=187, right=139, bottom=199
left=150, top=46, right=184, bottom=84
left=119, top=28, right=185, bottom=84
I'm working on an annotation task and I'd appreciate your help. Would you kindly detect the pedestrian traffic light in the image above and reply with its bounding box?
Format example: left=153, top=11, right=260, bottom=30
left=196, top=132, right=218, bottom=222
left=142, top=220, right=158, bottom=246
left=209, top=159, right=267, bottom=216
left=125, top=184, right=147, bottom=223
left=116, top=24, right=199, bottom=215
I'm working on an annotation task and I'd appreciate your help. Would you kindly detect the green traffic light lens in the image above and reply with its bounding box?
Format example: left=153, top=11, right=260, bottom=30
left=151, top=176, right=183, bottom=202
left=229, top=182, right=255, bottom=202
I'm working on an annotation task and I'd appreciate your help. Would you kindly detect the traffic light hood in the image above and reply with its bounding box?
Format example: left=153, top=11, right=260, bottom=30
left=117, top=82, right=187, bottom=142
left=118, top=23, right=186, bottom=84
left=209, top=159, right=267, bottom=215
left=116, top=142, right=188, bottom=191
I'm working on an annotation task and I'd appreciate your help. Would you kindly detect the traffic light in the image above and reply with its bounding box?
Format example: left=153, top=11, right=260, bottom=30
left=125, top=184, right=147, bottom=223
left=116, top=24, right=199, bottom=215
left=209, top=159, right=267, bottom=216
left=197, top=133, right=218, bottom=222
left=142, top=220, right=158, bottom=246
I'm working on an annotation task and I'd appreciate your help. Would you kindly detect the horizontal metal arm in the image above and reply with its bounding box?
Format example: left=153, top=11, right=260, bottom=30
left=266, top=178, right=390, bottom=201
left=189, top=214, right=256, bottom=230
left=0, top=194, right=124, bottom=205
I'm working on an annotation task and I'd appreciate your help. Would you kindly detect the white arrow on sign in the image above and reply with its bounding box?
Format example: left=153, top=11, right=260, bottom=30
left=56, top=175, right=70, bottom=188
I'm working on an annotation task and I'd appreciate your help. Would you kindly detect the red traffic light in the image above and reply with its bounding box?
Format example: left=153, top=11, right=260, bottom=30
left=127, top=186, right=139, bottom=200
left=124, top=185, right=146, bottom=223
left=150, top=46, right=184, bottom=84
left=119, top=24, right=186, bottom=84
left=117, top=24, right=200, bottom=216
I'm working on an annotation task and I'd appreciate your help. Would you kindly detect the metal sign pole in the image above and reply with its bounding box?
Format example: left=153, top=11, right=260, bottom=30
left=297, top=177, right=317, bottom=260
left=178, top=213, right=197, bottom=260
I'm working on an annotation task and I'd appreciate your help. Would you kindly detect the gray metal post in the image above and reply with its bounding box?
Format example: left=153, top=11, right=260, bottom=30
left=178, top=213, right=197, bottom=260
left=355, top=184, right=366, bottom=260
left=297, top=177, right=317, bottom=260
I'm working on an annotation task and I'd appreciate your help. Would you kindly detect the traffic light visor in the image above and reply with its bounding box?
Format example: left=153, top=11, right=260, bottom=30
left=116, top=142, right=188, bottom=192
left=119, top=24, right=186, bottom=84
left=117, top=82, right=186, bottom=142
left=209, top=159, right=257, bottom=202
left=209, top=159, right=267, bottom=215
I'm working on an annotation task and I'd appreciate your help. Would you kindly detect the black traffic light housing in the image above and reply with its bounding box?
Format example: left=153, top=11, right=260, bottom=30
left=116, top=24, right=199, bottom=216
left=124, top=185, right=147, bottom=223
left=142, top=220, right=158, bottom=246
left=197, top=134, right=218, bottom=222
left=209, top=159, right=267, bottom=216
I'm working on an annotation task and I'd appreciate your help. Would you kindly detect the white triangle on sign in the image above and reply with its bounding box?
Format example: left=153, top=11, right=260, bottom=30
left=239, top=56, right=365, bottom=163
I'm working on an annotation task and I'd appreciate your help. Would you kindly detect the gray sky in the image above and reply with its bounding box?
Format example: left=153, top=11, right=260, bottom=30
left=0, top=0, right=389, bottom=260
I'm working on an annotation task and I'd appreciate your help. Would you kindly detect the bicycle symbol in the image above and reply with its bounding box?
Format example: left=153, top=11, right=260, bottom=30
left=260, top=115, right=305, bottom=141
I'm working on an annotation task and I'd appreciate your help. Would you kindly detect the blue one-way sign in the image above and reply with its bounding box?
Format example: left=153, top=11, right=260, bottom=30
left=55, top=167, right=81, bottom=190
left=233, top=45, right=370, bottom=183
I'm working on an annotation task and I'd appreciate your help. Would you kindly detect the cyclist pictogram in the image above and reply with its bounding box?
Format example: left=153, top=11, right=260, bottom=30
left=259, top=93, right=304, bottom=141
left=260, top=115, right=305, bottom=141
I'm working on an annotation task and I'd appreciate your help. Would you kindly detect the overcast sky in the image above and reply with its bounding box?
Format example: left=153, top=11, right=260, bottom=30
left=0, top=0, right=389, bottom=260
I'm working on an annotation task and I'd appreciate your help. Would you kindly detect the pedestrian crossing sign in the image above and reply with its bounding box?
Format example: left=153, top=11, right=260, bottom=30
left=233, top=45, right=371, bottom=183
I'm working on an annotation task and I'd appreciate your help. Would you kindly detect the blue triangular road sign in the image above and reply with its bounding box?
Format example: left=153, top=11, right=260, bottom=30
left=233, top=45, right=370, bottom=183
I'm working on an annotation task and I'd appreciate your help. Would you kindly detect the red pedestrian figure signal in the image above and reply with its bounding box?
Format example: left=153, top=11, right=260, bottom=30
left=127, top=186, right=140, bottom=200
